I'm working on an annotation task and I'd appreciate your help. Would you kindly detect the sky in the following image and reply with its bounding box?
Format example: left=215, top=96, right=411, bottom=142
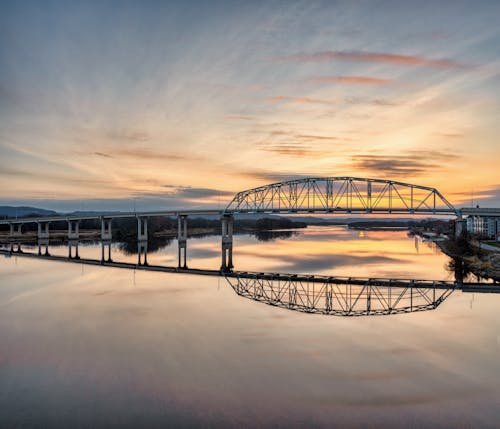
left=1, top=0, right=499, bottom=212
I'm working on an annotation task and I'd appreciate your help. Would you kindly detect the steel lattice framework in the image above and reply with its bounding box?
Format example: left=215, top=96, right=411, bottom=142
left=225, top=177, right=457, bottom=215
left=226, top=275, right=454, bottom=316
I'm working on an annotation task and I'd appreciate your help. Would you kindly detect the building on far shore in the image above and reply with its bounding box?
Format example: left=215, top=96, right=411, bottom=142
left=466, top=215, right=500, bottom=240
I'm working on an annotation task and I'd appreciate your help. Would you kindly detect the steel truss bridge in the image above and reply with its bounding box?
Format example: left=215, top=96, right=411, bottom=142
left=0, top=178, right=458, bottom=228
left=226, top=177, right=457, bottom=215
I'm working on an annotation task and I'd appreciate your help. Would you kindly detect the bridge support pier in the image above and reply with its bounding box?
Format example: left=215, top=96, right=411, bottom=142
left=37, top=222, right=50, bottom=239
left=101, top=218, right=112, bottom=240
left=101, top=241, right=112, bottom=263
left=67, top=220, right=79, bottom=240
left=178, top=215, right=188, bottom=269
left=68, top=240, right=79, bottom=259
left=9, top=223, right=23, bottom=238
left=454, top=213, right=465, bottom=238
left=10, top=242, right=21, bottom=253
left=137, top=217, right=148, bottom=241
left=137, top=240, right=148, bottom=266
left=38, top=239, right=49, bottom=256
left=220, top=214, right=234, bottom=272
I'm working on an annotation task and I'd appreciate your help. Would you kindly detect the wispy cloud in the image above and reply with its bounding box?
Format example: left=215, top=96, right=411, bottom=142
left=225, top=115, right=255, bottom=121
left=165, top=186, right=234, bottom=199
left=260, top=143, right=321, bottom=157
left=93, top=148, right=189, bottom=161
left=351, top=151, right=460, bottom=176
left=309, top=76, right=393, bottom=85
left=345, top=97, right=399, bottom=106
left=267, top=95, right=333, bottom=104
left=450, top=185, right=500, bottom=206
left=277, top=50, right=466, bottom=69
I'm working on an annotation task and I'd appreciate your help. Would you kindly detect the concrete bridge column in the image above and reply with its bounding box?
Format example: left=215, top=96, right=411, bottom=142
left=10, top=223, right=23, bottom=237
left=221, top=214, right=234, bottom=272
left=68, top=240, right=79, bottom=259
left=101, top=218, right=112, bottom=240
left=454, top=212, right=465, bottom=237
left=101, top=241, right=112, bottom=263
left=137, top=217, right=148, bottom=241
left=67, top=220, right=79, bottom=239
left=38, top=239, right=49, bottom=256
left=10, top=242, right=21, bottom=253
left=37, top=222, right=50, bottom=239
left=137, top=240, right=148, bottom=266
left=178, top=215, right=188, bottom=268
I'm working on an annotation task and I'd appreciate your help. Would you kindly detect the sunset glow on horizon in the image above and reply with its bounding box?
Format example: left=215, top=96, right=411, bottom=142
left=1, top=1, right=499, bottom=211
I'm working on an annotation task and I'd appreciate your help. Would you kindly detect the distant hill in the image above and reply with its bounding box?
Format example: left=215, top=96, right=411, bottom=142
left=0, top=206, right=58, bottom=219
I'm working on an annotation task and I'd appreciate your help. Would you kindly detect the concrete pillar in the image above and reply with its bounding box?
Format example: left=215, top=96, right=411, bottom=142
left=178, top=215, right=188, bottom=268
left=221, top=214, right=234, bottom=272
left=68, top=220, right=79, bottom=239
left=38, top=239, right=49, bottom=256
left=11, top=223, right=23, bottom=237
left=137, top=217, right=148, bottom=241
left=137, top=240, right=148, bottom=266
left=37, top=222, right=50, bottom=239
left=101, top=241, right=112, bottom=263
left=68, top=240, right=79, bottom=259
left=101, top=218, right=112, bottom=240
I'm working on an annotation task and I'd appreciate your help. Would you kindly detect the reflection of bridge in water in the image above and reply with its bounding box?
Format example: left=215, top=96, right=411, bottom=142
left=226, top=276, right=454, bottom=316
left=2, top=244, right=499, bottom=317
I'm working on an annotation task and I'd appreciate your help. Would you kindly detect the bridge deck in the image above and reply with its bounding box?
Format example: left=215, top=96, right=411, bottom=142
left=0, top=208, right=460, bottom=225
left=2, top=249, right=498, bottom=293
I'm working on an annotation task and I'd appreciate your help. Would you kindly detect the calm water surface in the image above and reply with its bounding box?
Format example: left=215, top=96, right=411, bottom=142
left=1, top=226, right=499, bottom=428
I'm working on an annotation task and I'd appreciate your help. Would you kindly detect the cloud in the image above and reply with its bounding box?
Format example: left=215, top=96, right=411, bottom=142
left=449, top=185, right=500, bottom=207
left=264, top=129, right=347, bottom=142
left=351, top=151, right=460, bottom=176
left=261, top=144, right=321, bottom=157
left=345, top=97, right=399, bottom=106
left=277, top=50, right=466, bottom=69
left=267, top=95, right=333, bottom=104
left=167, top=186, right=234, bottom=199
left=438, top=133, right=464, bottom=139
left=310, top=76, right=393, bottom=85
left=105, top=129, right=150, bottom=142
left=94, top=152, right=113, bottom=158
left=225, top=115, right=255, bottom=121
left=296, top=134, right=346, bottom=141
left=239, top=171, right=319, bottom=183
left=352, top=155, right=434, bottom=176
left=94, top=148, right=189, bottom=161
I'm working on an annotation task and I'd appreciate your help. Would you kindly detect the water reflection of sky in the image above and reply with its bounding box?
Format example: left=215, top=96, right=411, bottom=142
left=1, top=252, right=500, bottom=428
left=4, top=226, right=452, bottom=280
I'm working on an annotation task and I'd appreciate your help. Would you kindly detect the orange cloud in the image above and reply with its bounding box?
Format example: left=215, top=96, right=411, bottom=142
left=277, top=50, right=466, bottom=69
left=267, top=95, right=333, bottom=104
left=310, top=76, right=392, bottom=85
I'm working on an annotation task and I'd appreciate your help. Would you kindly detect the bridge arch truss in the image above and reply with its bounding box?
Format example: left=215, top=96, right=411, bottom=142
left=225, top=177, right=457, bottom=215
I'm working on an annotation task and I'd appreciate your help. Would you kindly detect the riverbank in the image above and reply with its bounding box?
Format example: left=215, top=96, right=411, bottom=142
left=438, top=240, right=500, bottom=282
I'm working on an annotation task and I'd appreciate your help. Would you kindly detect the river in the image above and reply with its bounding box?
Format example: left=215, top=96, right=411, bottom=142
left=1, top=226, right=499, bottom=428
